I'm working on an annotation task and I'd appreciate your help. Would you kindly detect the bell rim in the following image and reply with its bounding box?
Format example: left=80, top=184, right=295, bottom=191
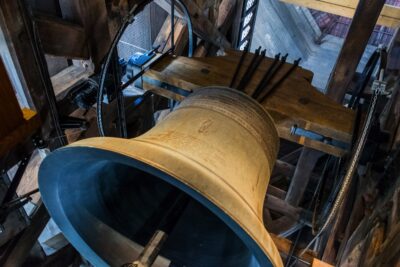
left=39, top=142, right=281, bottom=267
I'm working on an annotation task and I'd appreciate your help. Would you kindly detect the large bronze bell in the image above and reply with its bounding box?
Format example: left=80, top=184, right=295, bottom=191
left=39, top=87, right=282, bottom=267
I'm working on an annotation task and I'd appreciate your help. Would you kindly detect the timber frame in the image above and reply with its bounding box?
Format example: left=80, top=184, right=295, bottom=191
left=0, top=0, right=399, bottom=266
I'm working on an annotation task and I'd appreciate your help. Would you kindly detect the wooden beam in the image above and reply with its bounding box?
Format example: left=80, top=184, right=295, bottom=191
left=325, top=0, right=386, bottom=103
left=3, top=205, right=50, bottom=267
left=153, top=16, right=189, bottom=55
left=285, top=148, right=323, bottom=206
left=231, top=0, right=244, bottom=48
left=34, top=15, right=89, bottom=59
left=272, top=159, right=321, bottom=181
left=265, top=194, right=310, bottom=222
left=0, top=109, right=41, bottom=158
left=51, top=64, right=93, bottom=101
left=0, top=0, right=65, bottom=148
left=270, top=233, right=317, bottom=264
left=155, top=0, right=231, bottom=49
left=142, top=54, right=355, bottom=155
left=194, top=0, right=236, bottom=57
left=0, top=58, right=24, bottom=139
left=267, top=185, right=287, bottom=199
left=280, top=0, right=400, bottom=28
left=312, top=258, right=334, bottom=267
left=59, top=0, right=112, bottom=70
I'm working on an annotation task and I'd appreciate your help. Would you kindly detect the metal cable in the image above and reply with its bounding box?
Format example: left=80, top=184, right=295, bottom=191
left=298, top=47, right=387, bottom=257
left=299, top=84, right=381, bottom=257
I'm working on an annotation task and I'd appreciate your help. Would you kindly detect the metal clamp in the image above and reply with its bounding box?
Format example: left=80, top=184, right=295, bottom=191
left=371, top=79, right=389, bottom=95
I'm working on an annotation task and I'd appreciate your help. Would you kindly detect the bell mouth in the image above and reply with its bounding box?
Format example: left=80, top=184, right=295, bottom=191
left=39, top=146, right=273, bottom=267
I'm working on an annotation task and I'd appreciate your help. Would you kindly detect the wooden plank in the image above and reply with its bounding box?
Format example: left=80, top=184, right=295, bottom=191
left=0, top=58, right=24, bottom=139
left=267, top=185, right=287, bottom=199
left=51, top=64, right=93, bottom=101
left=153, top=16, right=189, bottom=56
left=35, top=15, right=89, bottom=59
left=265, top=194, right=306, bottom=221
left=270, top=233, right=317, bottom=264
left=325, top=0, right=386, bottom=103
left=280, top=0, right=400, bottom=28
left=312, top=258, right=334, bottom=267
left=368, top=223, right=400, bottom=266
left=153, top=16, right=174, bottom=52
left=272, top=160, right=296, bottom=178
left=142, top=53, right=355, bottom=155
left=217, top=0, right=236, bottom=31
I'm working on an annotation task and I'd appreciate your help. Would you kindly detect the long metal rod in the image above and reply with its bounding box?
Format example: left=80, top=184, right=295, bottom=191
left=237, top=49, right=266, bottom=91
left=251, top=53, right=281, bottom=99
left=112, top=51, right=128, bottom=138
left=235, top=47, right=262, bottom=91
left=253, top=53, right=288, bottom=100
left=258, top=57, right=301, bottom=103
left=229, top=50, right=248, bottom=88
left=0, top=153, right=32, bottom=206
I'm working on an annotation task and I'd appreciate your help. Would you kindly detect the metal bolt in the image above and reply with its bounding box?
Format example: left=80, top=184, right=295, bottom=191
left=290, top=125, right=298, bottom=135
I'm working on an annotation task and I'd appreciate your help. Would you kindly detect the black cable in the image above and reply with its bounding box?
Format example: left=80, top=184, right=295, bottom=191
left=230, top=48, right=249, bottom=88
left=252, top=53, right=281, bottom=99
left=349, top=50, right=380, bottom=109
left=97, top=0, right=194, bottom=136
left=258, top=57, right=301, bottom=103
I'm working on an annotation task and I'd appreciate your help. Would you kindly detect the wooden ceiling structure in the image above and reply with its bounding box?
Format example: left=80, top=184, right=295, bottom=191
left=0, top=0, right=399, bottom=266
left=280, top=0, right=400, bottom=28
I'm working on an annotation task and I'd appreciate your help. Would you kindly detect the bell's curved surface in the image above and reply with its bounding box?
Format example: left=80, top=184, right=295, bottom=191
left=39, top=87, right=282, bottom=267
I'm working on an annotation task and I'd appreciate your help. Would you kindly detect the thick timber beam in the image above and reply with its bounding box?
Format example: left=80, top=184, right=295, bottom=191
left=325, top=0, right=386, bottom=103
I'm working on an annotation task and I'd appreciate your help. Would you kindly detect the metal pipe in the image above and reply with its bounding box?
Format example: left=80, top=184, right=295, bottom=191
left=258, top=57, right=301, bottom=103
left=235, top=46, right=261, bottom=91
left=251, top=53, right=281, bottom=99
left=230, top=50, right=249, bottom=88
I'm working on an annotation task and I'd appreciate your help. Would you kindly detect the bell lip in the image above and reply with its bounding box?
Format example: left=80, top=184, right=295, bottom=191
left=39, top=145, right=278, bottom=267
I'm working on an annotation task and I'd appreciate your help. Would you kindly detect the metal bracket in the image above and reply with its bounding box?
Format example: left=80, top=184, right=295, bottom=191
left=290, top=125, right=350, bottom=150
left=371, top=80, right=388, bottom=95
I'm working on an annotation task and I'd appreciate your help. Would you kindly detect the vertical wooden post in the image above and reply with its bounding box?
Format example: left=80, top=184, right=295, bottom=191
left=0, top=0, right=64, bottom=147
left=325, top=0, right=386, bottom=103
left=285, top=147, right=323, bottom=206
left=231, top=0, right=244, bottom=49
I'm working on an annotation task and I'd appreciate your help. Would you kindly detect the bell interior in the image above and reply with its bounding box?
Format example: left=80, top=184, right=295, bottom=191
left=42, top=148, right=265, bottom=267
